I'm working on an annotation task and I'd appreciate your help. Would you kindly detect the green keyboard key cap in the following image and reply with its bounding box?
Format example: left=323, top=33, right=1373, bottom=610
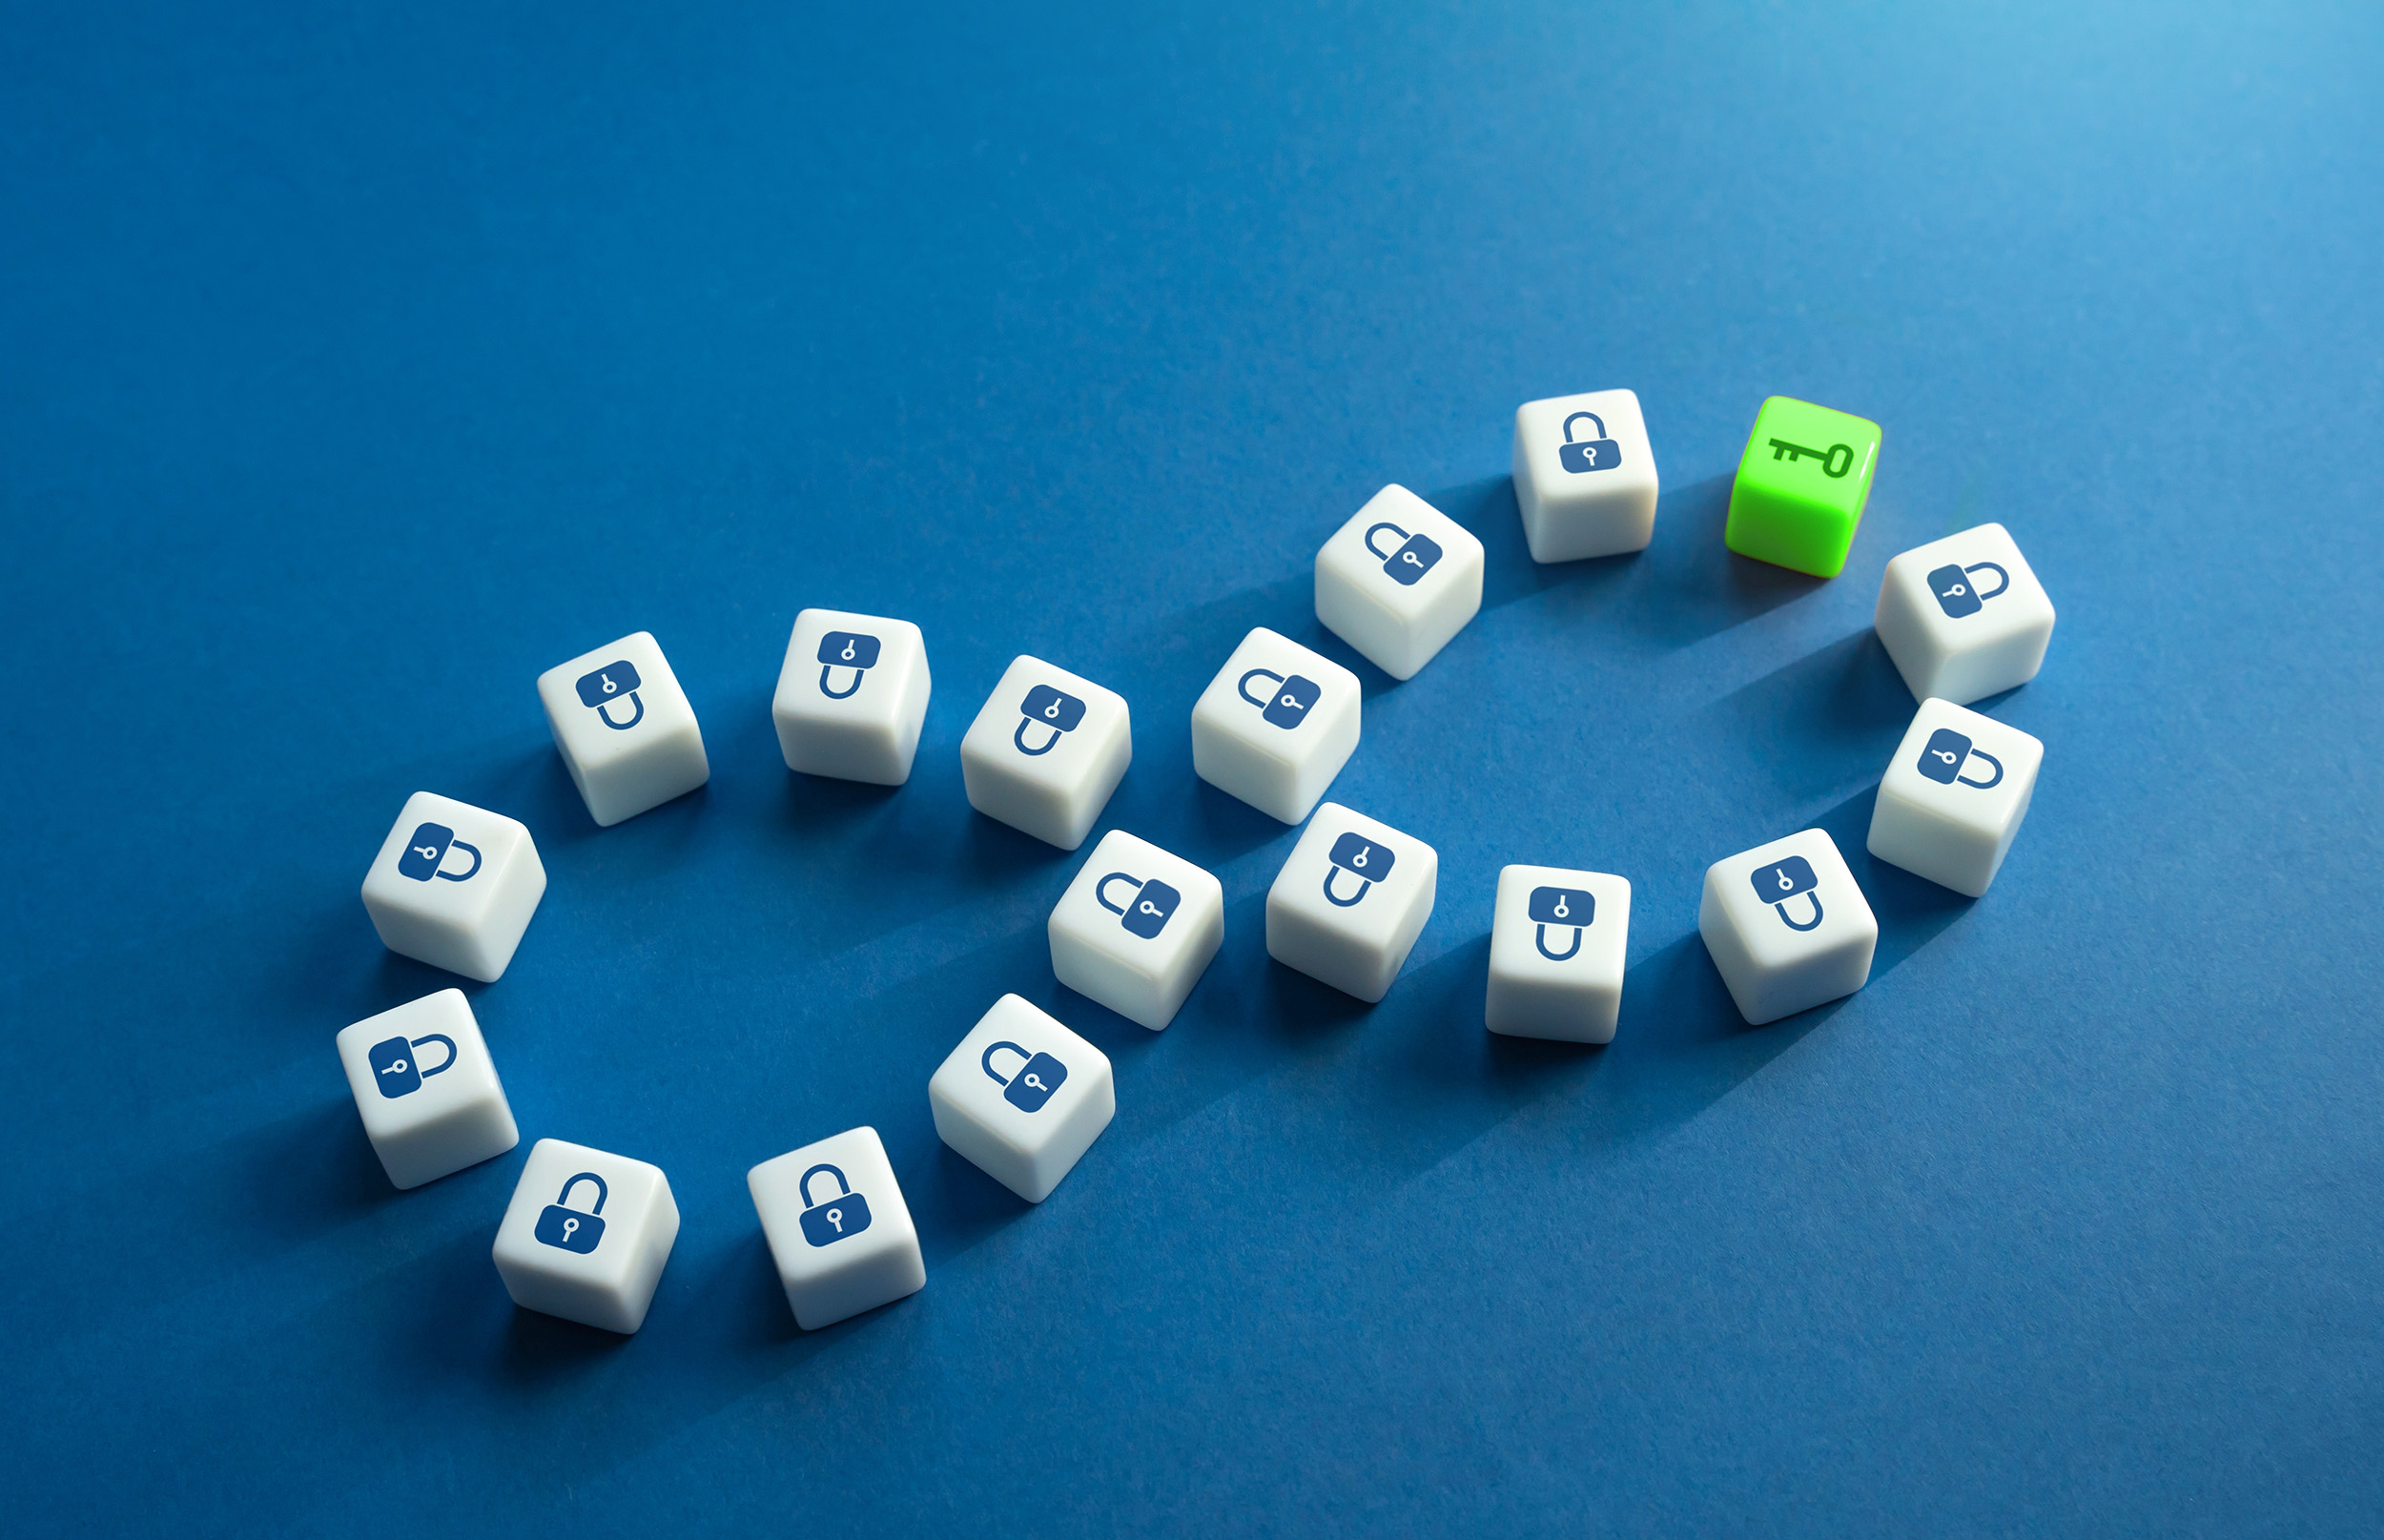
left=1724, top=397, right=1882, bottom=578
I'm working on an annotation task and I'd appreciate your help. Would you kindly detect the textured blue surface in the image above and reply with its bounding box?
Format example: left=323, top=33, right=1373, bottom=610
left=4, top=1, right=2381, bottom=1533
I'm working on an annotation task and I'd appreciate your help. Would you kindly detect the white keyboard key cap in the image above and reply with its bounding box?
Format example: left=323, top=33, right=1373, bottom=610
left=771, top=608, right=932, bottom=785
left=1048, top=831, right=1223, bottom=1030
left=1314, top=485, right=1485, bottom=680
left=1699, top=830, right=1878, bottom=1025
left=1874, top=523, right=2057, bottom=705
left=749, top=1126, right=925, bottom=1329
left=1264, top=802, right=1438, bottom=1002
left=1484, top=865, right=1631, bottom=1043
left=360, top=791, right=546, bottom=982
left=929, top=995, right=1117, bottom=1202
left=336, top=989, right=519, bottom=1189
left=1511, top=388, right=1660, bottom=563
left=1867, top=698, right=2045, bottom=897
left=536, top=630, right=710, bottom=826
left=1189, top=626, right=1361, bottom=825
left=958, top=655, right=1131, bottom=851
left=492, top=1138, right=681, bottom=1334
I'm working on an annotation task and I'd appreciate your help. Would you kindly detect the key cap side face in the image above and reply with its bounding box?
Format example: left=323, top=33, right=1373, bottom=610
left=1725, top=398, right=1881, bottom=578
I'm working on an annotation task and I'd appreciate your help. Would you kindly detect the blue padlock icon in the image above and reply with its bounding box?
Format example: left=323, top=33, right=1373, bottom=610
left=533, top=1173, right=607, bottom=1254
left=982, top=1040, right=1070, bottom=1113
left=575, top=660, right=644, bottom=730
left=1364, top=521, right=1443, bottom=585
left=367, top=1031, right=457, bottom=1099
left=816, top=630, right=881, bottom=700
left=1238, top=667, right=1321, bottom=730
left=1749, top=855, right=1824, bottom=933
left=397, top=822, right=482, bottom=884
left=1527, top=886, right=1594, bottom=961
left=1097, top=872, right=1181, bottom=939
left=1015, top=683, right=1087, bottom=755
left=1925, top=561, right=2009, bottom=619
left=797, top=1164, right=873, bottom=1246
left=1918, top=728, right=2004, bottom=789
left=1558, top=411, right=1622, bottom=474
left=1323, top=830, right=1395, bottom=907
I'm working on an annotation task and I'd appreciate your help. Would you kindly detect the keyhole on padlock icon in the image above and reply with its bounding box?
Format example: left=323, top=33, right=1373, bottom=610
left=380, top=1059, right=408, bottom=1076
left=414, top=845, right=439, bottom=862
left=1281, top=694, right=1299, bottom=709
left=1140, top=900, right=1161, bottom=917
left=600, top=673, right=618, bottom=695
left=1025, top=1074, right=1046, bottom=1092
left=827, top=1207, right=844, bottom=1232
left=1946, top=583, right=1965, bottom=598
left=1775, top=872, right=1792, bottom=892
left=1552, top=897, right=1569, bottom=919
left=1402, top=551, right=1423, bottom=567
left=1352, top=847, right=1369, bottom=868
left=1044, top=701, right=1059, bottom=718
left=1935, top=749, right=1961, bottom=766
left=560, top=1217, right=580, bottom=1242
left=841, top=640, right=856, bottom=661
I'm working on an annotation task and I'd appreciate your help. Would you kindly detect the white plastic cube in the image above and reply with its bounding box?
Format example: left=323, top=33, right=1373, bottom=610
left=336, top=989, right=519, bottom=1189
left=360, top=791, right=547, bottom=982
left=749, top=1125, right=925, bottom=1330
left=1264, top=802, right=1438, bottom=1002
left=1511, top=388, right=1660, bottom=563
left=536, top=630, right=710, bottom=827
left=1314, top=485, right=1486, bottom=681
left=959, top=655, right=1132, bottom=851
left=1698, top=830, right=1879, bottom=1026
left=1048, top=831, right=1223, bottom=1030
left=492, top=1138, right=681, bottom=1335
left=930, top=995, right=1117, bottom=1202
left=1866, top=698, right=2045, bottom=897
left=1874, top=523, right=2057, bottom=705
left=772, top=607, right=932, bottom=785
left=1484, top=865, right=1632, bottom=1043
left=1188, top=627, right=1362, bottom=824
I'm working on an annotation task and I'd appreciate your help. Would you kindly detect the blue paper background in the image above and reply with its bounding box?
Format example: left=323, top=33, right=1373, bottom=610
left=4, top=1, right=2381, bottom=1533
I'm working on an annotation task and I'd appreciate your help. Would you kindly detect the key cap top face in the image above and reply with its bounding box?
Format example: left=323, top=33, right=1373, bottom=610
left=1749, top=854, right=1819, bottom=902
left=397, top=823, right=457, bottom=882
left=575, top=661, right=642, bottom=708
left=1020, top=684, right=1087, bottom=732
left=1327, top=831, right=1395, bottom=879
left=1918, top=728, right=1975, bottom=784
left=815, top=630, right=882, bottom=669
left=1527, top=886, right=1594, bottom=927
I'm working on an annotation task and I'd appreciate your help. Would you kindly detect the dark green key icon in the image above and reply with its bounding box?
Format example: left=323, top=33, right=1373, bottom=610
left=1765, top=438, right=1855, bottom=479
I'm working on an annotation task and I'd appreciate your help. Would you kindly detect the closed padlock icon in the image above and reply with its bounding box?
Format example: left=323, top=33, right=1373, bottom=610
left=397, top=822, right=482, bottom=884
left=815, top=630, right=882, bottom=700
left=797, top=1163, right=873, bottom=1246
left=1917, top=728, right=2004, bottom=789
left=1557, top=411, right=1622, bottom=474
left=1526, top=886, right=1594, bottom=962
left=1925, top=561, right=2010, bottom=620
left=1238, top=667, right=1322, bottom=730
left=1748, top=855, right=1824, bottom=933
left=1015, top=683, right=1087, bottom=755
left=1323, top=830, right=1395, bottom=907
left=533, top=1172, right=607, bottom=1254
left=367, top=1031, right=457, bottom=1099
left=1096, top=872, right=1182, bottom=939
left=982, top=1039, right=1070, bottom=1113
left=574, top=660, right=645, bottom=730
left=1363, top=521, right=1443, bottom=585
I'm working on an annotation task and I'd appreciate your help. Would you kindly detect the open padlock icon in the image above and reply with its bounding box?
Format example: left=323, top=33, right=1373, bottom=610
left=1015, top=683, right=1087, bottom=755
left=797, top=1163, right=873, bottom=1246
left=1363, top=521, right=1444, bottom=585
left=574, top=660, right=645, bottom=730
left=1238, top=667, right=1321, bottom=730
left=1323, top=830, right=1395, bottom=907
left=1925, top=561, right=2010, bottom=619
left=982, top=1039, right=1070, bottom=1113
left=815, top=630, right=882, bottom=700
left=397, top=822, right=482, bottom=884
left=1527, top=886, right=1594, bottom=961
left=1749, top=855, right=1824, bottom=933
left=1918, top=728, right=2004, bottom=789
left=1096, top=872, right=1181, bottom=939
left=533, top=1173, right=607, bottom=1254
left=367, top=1031, right=457, bottom=1099
left=1558, top=411, right=1622, bottom=474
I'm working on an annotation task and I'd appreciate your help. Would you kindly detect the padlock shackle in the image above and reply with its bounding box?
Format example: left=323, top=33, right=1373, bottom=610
left=818, top=665, right=865, bottom=700
left=798, top=1162, right=853, bottom=1207
left=594, top=691, right=645, bottom=731
left=435, top=840, right=482, bottom=883
left=1094, top=873, right=1144, bottom=915
left=1957, top=749, right=2004, bottom=790
left=1014, top=717, right=1065, bottom=756
left=1533, top=923, right=1583, bottom=963
left=555, top=1171, right=607, bottom=1215
left=1774, top=893, right=1825, bottom=932
left=408, top=1033, right=458, bottom=1078
left=1963, top=561, right=2009, bottom=601
left=1237, top=667, right=1285, bottom=709
left=1322, top=867, right=1373, bottom=908
left=1561, top=411, right=1608, bottom=444
left=1362, top=522, right=1411, bottom=561
left=980, top=1040, right=1033, bottom=1086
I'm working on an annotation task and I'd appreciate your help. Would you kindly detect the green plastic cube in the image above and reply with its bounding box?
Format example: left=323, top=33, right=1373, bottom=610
left=1723, top=397, right=1882, bottom=578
